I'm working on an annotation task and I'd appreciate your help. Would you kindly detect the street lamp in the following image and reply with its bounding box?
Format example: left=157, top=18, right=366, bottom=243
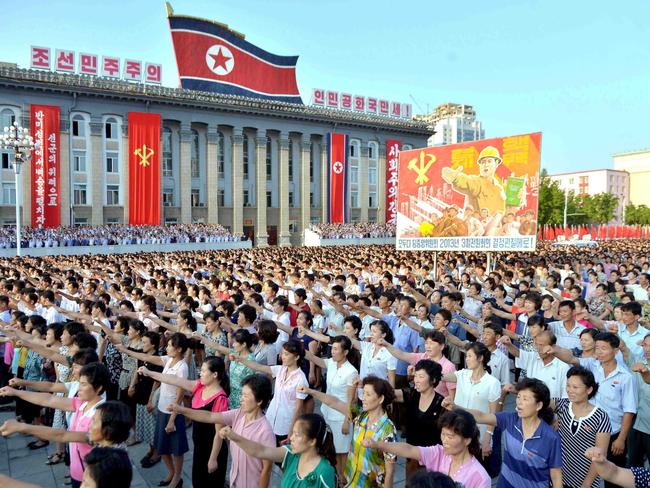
left=0, top=121, right=37, bottom=256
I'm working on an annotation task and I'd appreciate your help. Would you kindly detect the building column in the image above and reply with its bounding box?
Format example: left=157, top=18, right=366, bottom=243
left=359, top=142, right=369, bottom=222
left=121, top=123, right=129, bottom=224
left=206, top=128, right=219, bottom=224
left=377, top=140, right=387, bottom=224
left=179, top=125, right=192, bottom=224
left=89, top=119, right=103, bottom=226
left=231, top=128, right=244, bottom=236
left=320, top=140, right=328, bottom=223
left=300, top=136, right=311, bottom=243
left=255, top=134, right=268, bottom=247
left=59, top=118, right=70, bottom=226
left=278, top=135, right=291, bottom=246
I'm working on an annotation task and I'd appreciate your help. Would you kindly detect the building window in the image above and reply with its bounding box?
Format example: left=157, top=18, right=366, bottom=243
left=309, top=142, right=314, bottom=183
left=164, top=218, right=178, bottom=225
left=266, top=137, right=272, bottom=181
left=73, top=151, right=86, bottom=172
left=2, top=183, right=15, bottom=205
left=1, top=153, right=10, bottom=169
left=349, top=142, right=357, bottom=158
left=350, top=190, right=359, bottom=208
left=191, top=188, right=200, bottom=207
left=288, top=191, right=294, bottom=207
left=191, top=130, right=200, bottom=178
left=72, top=115, right=85, bottom=137
left=162, top=128, right=173, bottom=177
left=243, top=189, right=250, bottom=207
left=73, top=184, right=87, bottom=205
left=106, top=185, right=120, bottom=205
left=243, top=134, right=249, bottom=179
left=310, top=191, right=314, bottom=207
left=106, top=217, right=119, bottom=225
left=288, top=139, right=293, bottom=182
left=73, top=217, right=88, bottom=227
left=350, top=166, right=359, bottom=185
left=369, top=166, right=377, bottom=185
left=105, top=152, right=119, bottom=173
left=217, top=131, right=225, bottom=175
left=105, top=119, right=117, bottom=140
left=163, top=190, right=174, bottom=207
left=368, top=144, right=374, bottom=159
left=217, top=189, right=225, bottom=207
left=266, top=190, right=272, bottom=207
left=369, top=193, right=377, bottom=208
left=0, top=109, right=15, bottom=128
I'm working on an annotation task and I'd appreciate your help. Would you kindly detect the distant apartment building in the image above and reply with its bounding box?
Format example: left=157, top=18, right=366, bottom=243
left=549, top=169, right=629, bottom=223
left=613, top=149, right=650, bottom=208
left=415, top=103, right=485, bottom=147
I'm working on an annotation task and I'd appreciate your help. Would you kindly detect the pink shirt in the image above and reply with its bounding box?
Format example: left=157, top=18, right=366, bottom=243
left=409, top=353, right=457, bottom=397
left=3, top=341, right=13, bottom=366
left=265, top=365, right=309, bottom=436
left=221, top=408, right=276, bottom=488
left=191, top=382, right=229, bottom=412
left=69, top=397, right=105, bottom=481
left=418, top=445, right=491, bottom=488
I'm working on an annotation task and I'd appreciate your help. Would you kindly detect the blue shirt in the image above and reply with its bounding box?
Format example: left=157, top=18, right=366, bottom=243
left=496, top=411, right=562, bottom=488
left=579, top=357, right=637, bottom=434
left=448, top=312, right=468, bottom=341
left=382, top=313, right=421, bottom=375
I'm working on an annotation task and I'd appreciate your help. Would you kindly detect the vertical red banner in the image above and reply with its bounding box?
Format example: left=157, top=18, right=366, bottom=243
left=128, top=112, right=161, bottom=225
left=328, top=132, right=348, bottom=223
left=385, top=140, right=400, bottom=224
left=30, top=105, right=60, bottom=228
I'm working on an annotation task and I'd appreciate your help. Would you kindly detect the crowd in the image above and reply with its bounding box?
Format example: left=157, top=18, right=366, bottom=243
left=0, top=224, right=245, bottom=249
left=0, top=239, right=648, bottom=487
left=309, top=223, right=396, bottom=239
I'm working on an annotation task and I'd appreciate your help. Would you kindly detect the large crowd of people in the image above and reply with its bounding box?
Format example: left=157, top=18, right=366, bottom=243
left=0, top=224, right=245, bottom=249
left=0, top=239, right=648, bottom=487
left=309, top=223, right=396, bottom=239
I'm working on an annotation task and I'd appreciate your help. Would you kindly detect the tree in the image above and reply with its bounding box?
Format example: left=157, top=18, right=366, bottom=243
left=580, top=193, right=618, bottom=224
left=538, top=169, right=565, bottom=225
left=625, top=203, right=650, bottom=225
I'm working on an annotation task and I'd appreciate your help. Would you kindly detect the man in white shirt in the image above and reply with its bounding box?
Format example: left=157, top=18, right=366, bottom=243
left=548, top=300, right=586, bottom=350
left=502, top=331, right=569, bottom=400
left=39, top=290, right=66, bottom=325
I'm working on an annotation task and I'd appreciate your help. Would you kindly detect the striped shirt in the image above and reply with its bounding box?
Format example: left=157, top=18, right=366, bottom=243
left=555, top=399, right=612, bottom=488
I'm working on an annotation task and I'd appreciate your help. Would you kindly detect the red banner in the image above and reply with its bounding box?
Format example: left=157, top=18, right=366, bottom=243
left=328, top=133, right=348, bottom=223
left=30, top=105, right=60, bottom=228
left=386, top=140, right=400, bottom=224
left=128, top=112, right=161, bottom=225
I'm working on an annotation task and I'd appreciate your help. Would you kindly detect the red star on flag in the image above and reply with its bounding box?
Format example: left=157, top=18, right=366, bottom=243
left=209, top=47, right=232, bottom=71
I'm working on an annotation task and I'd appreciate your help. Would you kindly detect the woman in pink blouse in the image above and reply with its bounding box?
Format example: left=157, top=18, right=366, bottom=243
left=230, top=339, right=309, bottom=444
left=139, top=356, right=230, bottom=488
left=363, top=409, right=491, bottom=488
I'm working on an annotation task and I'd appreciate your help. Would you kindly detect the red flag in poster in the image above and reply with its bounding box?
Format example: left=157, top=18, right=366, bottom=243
left=386, top=140, right=400, bottom=225
left=30, top=105, right=60, bottom=228
left=128, top=112, right=161, bottom=225
left=328, top=133, right=348, bottom=223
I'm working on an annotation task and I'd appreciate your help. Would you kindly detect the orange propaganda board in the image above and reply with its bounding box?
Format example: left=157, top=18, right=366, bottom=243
left=396, top=132, right=542, bottom=251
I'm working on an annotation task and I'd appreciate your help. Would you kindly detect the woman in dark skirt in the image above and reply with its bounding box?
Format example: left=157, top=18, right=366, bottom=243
left=118, top=332, right=189, bottom=488
left=139, top=355, right=230, bottom=488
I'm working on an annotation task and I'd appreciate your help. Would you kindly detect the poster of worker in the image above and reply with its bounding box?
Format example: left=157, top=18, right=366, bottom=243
left=396, top=132, right=541, bottom=251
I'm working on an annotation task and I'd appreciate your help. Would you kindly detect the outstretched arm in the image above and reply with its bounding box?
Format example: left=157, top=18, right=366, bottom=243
left=304, top=349, right=327, bottom=369
left=137, top=367, right=197, bottom=393
left=219, top=426, right=285, bottom=463
left=379, top=339, right=416, bottom=364
left=115, top=344, right=165, bottom=367
left=361, top=438, right=420, bottom=460
left=0, top=419, right=85, bottom=444
left=0, top=386, right=74, bottom=411
left=584, top=447, right=635, bottom=488
left=230, top=354, right=272, bottom=376
left=297, top=385, right=347, bottom=416
left=167, top=403, right=226, bottom=424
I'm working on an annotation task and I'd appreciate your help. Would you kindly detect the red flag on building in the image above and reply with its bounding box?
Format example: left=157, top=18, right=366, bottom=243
left=128, top=112, right=161, bottom=225
left=30, top=105, right=61, bottom=228
left=327, top=133, right=348, bottom=223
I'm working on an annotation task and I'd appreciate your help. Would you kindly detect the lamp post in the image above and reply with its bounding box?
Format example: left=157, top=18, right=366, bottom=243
left=0, top=121, right=37, bottom=256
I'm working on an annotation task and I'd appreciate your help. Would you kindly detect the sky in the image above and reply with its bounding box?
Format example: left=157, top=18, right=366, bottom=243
left=2, top=0, right=649, bottom=173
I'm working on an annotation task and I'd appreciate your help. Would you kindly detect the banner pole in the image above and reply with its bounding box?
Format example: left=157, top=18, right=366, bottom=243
left=487, top=252, right=492, bottom=273
left=433, top=251, right=438, bottom=281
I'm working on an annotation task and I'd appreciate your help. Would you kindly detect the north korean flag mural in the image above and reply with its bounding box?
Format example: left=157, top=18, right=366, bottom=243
left=327, top=133, right=349, bottom=223
left=168, top=8, right=302, bottom=104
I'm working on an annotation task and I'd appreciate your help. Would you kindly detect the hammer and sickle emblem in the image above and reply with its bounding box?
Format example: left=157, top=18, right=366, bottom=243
left=407, top=151, right=436, bottom=185
left=134, top=144, right=154, bottom=167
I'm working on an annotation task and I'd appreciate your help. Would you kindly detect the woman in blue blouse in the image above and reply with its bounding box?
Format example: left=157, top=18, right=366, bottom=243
left=444, top=378, right=562, bottom=488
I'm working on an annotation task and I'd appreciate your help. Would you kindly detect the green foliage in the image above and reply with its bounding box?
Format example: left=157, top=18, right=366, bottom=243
left=625, top=204, right=650, bottom=225
left=538, top=169, right=619, bottom=225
